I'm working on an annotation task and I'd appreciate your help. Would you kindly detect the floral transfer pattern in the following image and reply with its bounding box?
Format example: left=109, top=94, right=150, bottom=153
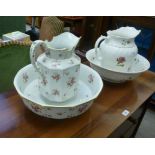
left=56, top=112, right=63, bottom=116
left=22, top=98, right=92, bottom=119
left=88, top=74, right=94, bottom=83
left=51, top=73, right=61, bottom=82
left=134, top=58, right=139, bottom=64
left=23, top=73, right=29, bottom=83
left=45, top=70, right=49, bottom=75
left=67, top=77, right=76, bottom=87
left=68, top=60, right=74, bottom=64
left=58, top=53, right=63, bottom=57
left=45, top=50, right=51, bottom=57
left=91, top=56, right=95, bottom=61
left=127, top=67, right=131, bottom=72
left=121, top=40, right=131, bottom=46
left=116, top=57, right=126, bottom=66
left=78, top=104, right=88, bottom=113
left=31, top=104, right=42, bottom=113
left=75, top=67, right=80, bottom=73
left=41, top=77, right=48, bottom=86
left=40, top=44, right=47, bottom=52
left=52, top=89, right=60, bottom=96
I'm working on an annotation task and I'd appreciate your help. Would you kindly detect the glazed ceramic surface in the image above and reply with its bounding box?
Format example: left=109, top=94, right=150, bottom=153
left=30, top=32, right=81, bottom=102
left=14, top=64, right=103, bottom=119
left=86, top=49, right=150, bottom=83
left=95, top=27, right=141, bottom=72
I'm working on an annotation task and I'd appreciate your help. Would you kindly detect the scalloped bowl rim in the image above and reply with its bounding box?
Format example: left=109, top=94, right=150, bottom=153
left=13, top=64, right=103, bottom=108
left=86, top=49, right=150, bottom=75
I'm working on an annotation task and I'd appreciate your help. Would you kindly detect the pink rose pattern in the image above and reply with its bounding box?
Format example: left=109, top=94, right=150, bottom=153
left=24, top=99, right=90, bottom=119
left=56, top=112, right=62, bottom=116
left=67, top=77, right=76, bottom=87
left=88, top=74, right=94, bottom=83
left=22, top=65, right=93, bottom=119
left=40, top=44, right=46, bottom=52
left=75, top=67, right=80, bottom=73
left=46, top=50, right=51, bottom=57
left=58, top=53, right=62, bottom=57
left=31, top=104, right=42, bottom=113
left=39, top=67, right=79, bottom=99
left=78, top=104, right=88, bottom=113
left=68, top=60, right=74, bottom=64
left=64, top=93, right=66, bottom=96
left=41, top=77, right=48, bottom=85
left=116, top=57, right=126, bottom=66
left=52, top=89, right=60, bottom=96
left=51, top=73, right=61, bottom=82
left=121, top=40, right=131, bottom=46
left=23, top=73, right=29, bottom=83
left=91, top=57, right=95, bottom=61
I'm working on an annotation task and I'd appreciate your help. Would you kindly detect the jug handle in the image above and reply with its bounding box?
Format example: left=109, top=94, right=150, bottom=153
left=95, top=35, right=107, bottom=59
left=30, top=40, right=48, bottom=77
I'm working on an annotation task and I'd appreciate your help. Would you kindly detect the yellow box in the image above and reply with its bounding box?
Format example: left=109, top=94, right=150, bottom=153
left=2, top=31, right=30, bottom=42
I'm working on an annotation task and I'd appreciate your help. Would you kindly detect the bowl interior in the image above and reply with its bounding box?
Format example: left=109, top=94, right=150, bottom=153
left=14, top=64, right=103, bottom=107
left=86, top=49, right=150, bottom=74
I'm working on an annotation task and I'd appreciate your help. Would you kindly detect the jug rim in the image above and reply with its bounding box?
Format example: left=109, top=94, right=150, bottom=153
left=47, top=46, right=74, bottom=52
left=107, top=26, right=141, bottom=39
left=45, top=32, right=81, bottom=51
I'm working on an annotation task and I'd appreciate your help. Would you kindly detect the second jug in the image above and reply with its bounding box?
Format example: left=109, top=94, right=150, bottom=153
left=95, top=26, right=141, bottom=72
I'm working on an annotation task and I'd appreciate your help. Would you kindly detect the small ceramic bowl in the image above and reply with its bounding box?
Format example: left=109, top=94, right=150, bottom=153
left=14, top=64, right=103, bottom=119
left=86, top=49, right=150, bottom=83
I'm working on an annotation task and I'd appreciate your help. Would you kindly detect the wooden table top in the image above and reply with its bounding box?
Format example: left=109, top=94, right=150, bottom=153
left=0, top=71, right=155, bottom=138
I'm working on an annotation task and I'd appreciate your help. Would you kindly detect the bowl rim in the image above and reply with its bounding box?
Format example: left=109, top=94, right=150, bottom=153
left=86, top=49, right=150, bottom=75
left=13, top=64, right=103, bottom=108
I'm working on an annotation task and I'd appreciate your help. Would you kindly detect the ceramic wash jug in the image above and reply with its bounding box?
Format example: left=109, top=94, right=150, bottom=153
left=95, top=27, right=141, bottom=72
left=30, top=32, right=81, bottom=102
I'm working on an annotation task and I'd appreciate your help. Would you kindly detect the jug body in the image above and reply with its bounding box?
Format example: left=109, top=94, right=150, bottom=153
left=30, top=32, right=81, bottom=102
left=95, top=27, right=141, bottom=72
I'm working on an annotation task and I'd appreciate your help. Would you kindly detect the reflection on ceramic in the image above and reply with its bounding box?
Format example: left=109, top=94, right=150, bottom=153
left=30, top=32, right=81, bottom=102
left=14, top=64, right=103, bottom=119
left=95, top=26, right=141, bottom=72
left=86, top=49, right=150, bottom=83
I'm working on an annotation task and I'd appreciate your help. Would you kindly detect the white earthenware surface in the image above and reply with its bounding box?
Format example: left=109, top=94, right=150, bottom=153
left=14, top=64, right=103, bottom=119
left=94, top=27, right=141, bottom=72
left=30, top=32, right=81, bottom=102
left=86, top=49, right=150, bottom=83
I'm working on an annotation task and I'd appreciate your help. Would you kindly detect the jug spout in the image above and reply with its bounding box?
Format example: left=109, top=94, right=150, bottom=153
left=107, top=26, right=141, bottom=39
left=46, top=32, right=81, bottom=51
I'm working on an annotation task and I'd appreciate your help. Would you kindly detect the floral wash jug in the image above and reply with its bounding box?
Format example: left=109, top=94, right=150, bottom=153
left=95, top=27, right=141, bottom=72
left=30, top=32, right=81, bottom=102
